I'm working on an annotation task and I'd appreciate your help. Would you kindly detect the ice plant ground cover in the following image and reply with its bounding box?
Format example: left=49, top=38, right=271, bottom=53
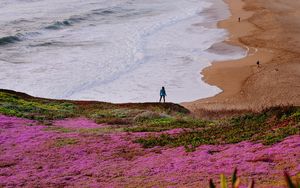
left=0, top=89, right=300, bottom=187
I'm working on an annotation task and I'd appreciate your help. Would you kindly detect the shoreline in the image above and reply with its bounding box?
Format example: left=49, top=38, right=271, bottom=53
left=0, top=0, right=234, bottom=104
left=183, top=0, right=300, bottom=114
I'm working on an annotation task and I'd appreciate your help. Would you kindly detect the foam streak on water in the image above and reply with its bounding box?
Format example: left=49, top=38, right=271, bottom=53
left=0, top=0, right=245, bottom=103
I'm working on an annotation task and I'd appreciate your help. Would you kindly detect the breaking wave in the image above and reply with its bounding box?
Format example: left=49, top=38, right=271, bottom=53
left=45, top=20, right=72, bottom=30
left=0, top=35, right=22, bottom=46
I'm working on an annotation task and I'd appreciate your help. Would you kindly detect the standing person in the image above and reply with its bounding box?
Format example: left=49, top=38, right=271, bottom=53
left=257, top=60, right=260, bottom=68
left=238, top=17, right=241, bottom=22
left=159, top=87, right=167, bottom=103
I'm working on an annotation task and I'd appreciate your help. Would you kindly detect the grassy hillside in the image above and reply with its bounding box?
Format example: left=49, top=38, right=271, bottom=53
left=1, top=89, right=299, bottom=150
left=1, top=89, right=300, bottom=187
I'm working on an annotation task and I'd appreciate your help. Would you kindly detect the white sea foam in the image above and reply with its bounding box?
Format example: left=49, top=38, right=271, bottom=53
left=0, top=0, right=246, bottom=103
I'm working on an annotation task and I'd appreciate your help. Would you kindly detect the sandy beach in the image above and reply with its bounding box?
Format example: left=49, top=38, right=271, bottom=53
left=183, top=0, right=300, bottom=114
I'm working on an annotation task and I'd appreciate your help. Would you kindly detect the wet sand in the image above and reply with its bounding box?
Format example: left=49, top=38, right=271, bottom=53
left=183, top=0, right=300, bottom=114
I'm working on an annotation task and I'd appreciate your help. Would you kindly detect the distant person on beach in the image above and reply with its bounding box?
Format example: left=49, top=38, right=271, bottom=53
left=238, top=17, right=241, bottom=22
left=257, top=60, right=260, bottom=68
left=159, top=87, right=167, bottom=103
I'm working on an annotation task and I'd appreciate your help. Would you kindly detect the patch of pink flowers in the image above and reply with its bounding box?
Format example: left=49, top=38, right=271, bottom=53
left=0, top=115, right=299, bottom=187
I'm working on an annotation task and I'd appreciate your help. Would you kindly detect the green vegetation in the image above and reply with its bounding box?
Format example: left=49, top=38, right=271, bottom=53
left=0, top=90, right=188, bottom=122
left=284, top=172, right=300, bottom=188
left=88, top=108, right=143, bottom=125
left=126, top=116, right=208, bottom=132
left=0, top=92, right=75, bottom=120
left=1, top=90, right=300, bottom=151
left=54, top=138, right=79, bottom=147
left=135, top=106, right=300, bottom=150
left=44, top=126, right=74, bottom=133
left=44, top=126, right=124, bottom=135
left=209, top=169, right=300, bottom=188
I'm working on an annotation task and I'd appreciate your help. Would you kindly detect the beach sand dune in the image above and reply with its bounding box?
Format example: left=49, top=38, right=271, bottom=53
left=183, top=0, right=300, bottom=114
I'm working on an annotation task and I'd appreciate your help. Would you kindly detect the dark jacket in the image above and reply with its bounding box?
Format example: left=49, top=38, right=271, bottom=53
left=160, top=88, right=166, bottom=96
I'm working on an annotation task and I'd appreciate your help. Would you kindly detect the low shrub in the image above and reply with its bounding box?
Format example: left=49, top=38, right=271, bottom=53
left=0, top=92, right=75, bottom=120
left=209, top=169, right=300, bottom=188
left=135, top=106, right=300, bottom=150
left=54, top=138, right=79, bottom=147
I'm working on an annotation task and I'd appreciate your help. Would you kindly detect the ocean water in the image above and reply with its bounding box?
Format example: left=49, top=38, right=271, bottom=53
left=0, top=0, right=245, bottom=103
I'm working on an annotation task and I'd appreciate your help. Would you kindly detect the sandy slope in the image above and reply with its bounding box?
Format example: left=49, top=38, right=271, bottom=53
left=183, top=0, right=300, bottom=114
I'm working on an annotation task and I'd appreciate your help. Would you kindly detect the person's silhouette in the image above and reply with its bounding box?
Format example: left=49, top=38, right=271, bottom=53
left=159, top=87, right=167, bottom=103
